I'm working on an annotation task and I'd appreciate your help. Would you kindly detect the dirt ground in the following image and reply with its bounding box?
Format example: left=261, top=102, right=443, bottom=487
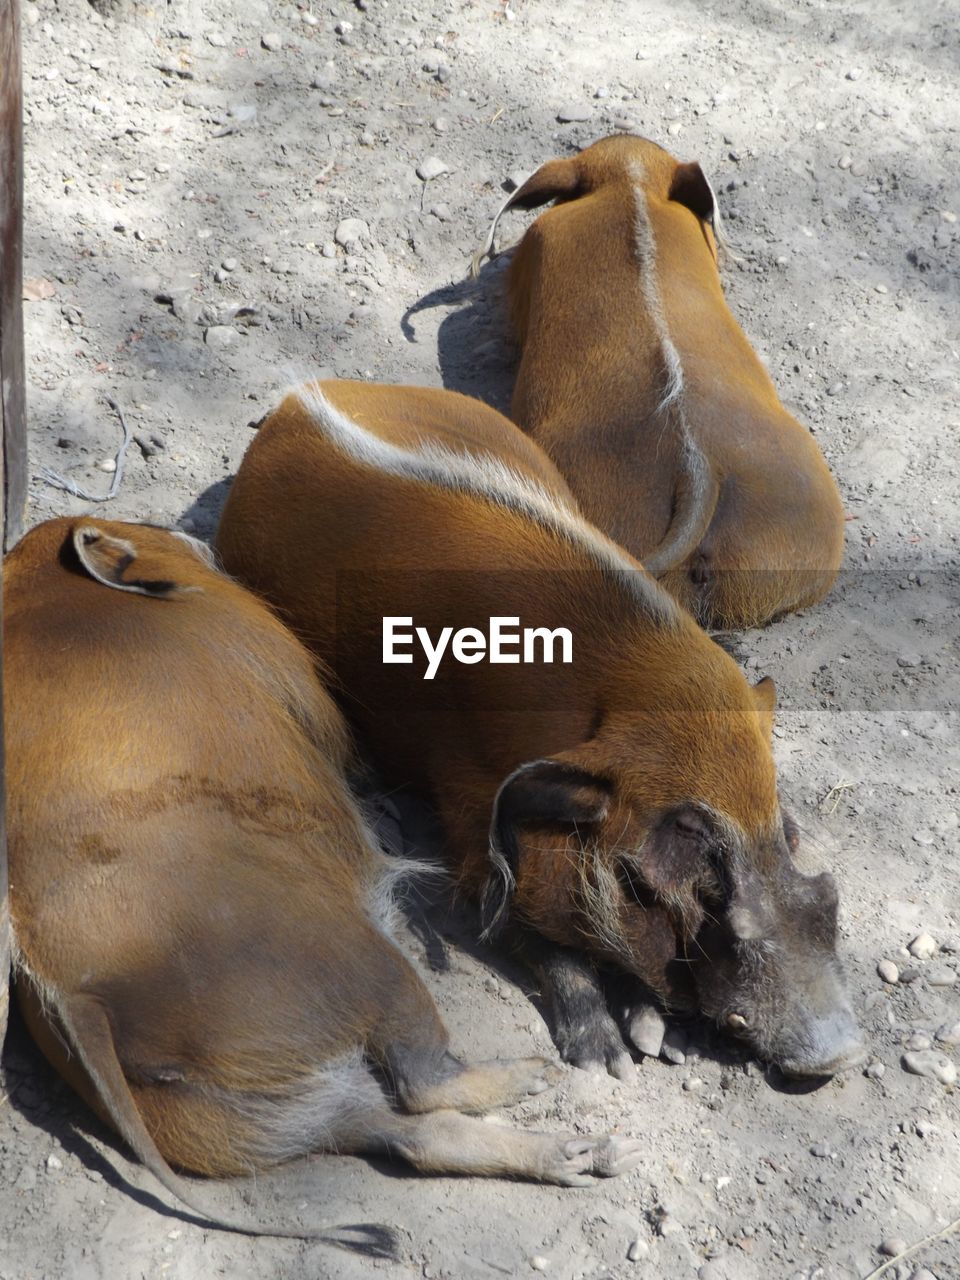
left=3, top=0, right=959, bottom=1276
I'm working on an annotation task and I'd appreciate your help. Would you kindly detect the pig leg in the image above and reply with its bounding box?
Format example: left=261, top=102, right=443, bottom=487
left=506, top=929, right=634, bottom=1080
left=335, top=1108, right=643, bottom=1186
left=368, top=932, right=566, bottom=1114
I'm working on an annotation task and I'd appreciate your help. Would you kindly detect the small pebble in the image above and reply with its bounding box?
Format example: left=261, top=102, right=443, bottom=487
left=627, top=1238, right=649, bottom=1262
left=99, top=458, right=117, bottom=473
left=206, top=31, right=226, bottom=47
left=321, top=242, right=337, bottom=258
left=912, top=827, right=934, bottom=842
left=335, top=20, right=353, bottom=34
left=825, top=381, right=843, bottom=396
left=909, top=1268, right=938, bottom=1280
left=908, top=932, right=937, bottom=960
left=902, top=1049, right=957, bottom=1086
left=433, top=117, right=449, bottom=133
left=261, top=32, right=283, bottom=51
left=846, top=66, right=864, bottom=81
left=556, top=103, right=593, bottom=122
left=925, top=965, right=957, bottom=987
left=940, top=210, right=957, bottom=223
left=865, top=1060, right=886, bottom=1080
left=682, top=1076, right=703, bottom=1093
left=46, top=1154, right=63, bottom=1171
left=530, top=1257, right=549, bottom=1272
left=838, top=154, right=853, bottom=170
left=874, top=283, right=889, bottom=294
left=221, top=257, right=238, bottom=272
left=301, top=11, right=318, bottom=24
left=880, top=1237, right=907, bottom=1257
left=204, top=325, right=238, bottom=348
left=416, top=157, right=448, bottom=181
left=905, top=1032, right=932, bottom=1051
left=668, top=121, right=683, bottom=136
left=935, top=1018, right=960, bottom=1045
left=877, top=959, right=900, bottom=984
left=810, top=1142, right=832, bottom=1158
left=335, top=218, right=369, bottom=249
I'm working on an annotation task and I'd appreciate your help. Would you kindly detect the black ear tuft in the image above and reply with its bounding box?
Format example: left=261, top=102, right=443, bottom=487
left=481, top=759, right=612, bottom=937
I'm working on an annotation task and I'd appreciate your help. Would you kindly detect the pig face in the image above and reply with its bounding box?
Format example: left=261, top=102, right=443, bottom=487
left=483, top=659, right=864, bottom=1078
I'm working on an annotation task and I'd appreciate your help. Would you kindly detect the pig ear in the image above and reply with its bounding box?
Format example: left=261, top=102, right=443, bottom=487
left=470, top=157, right=582, bottom=275
left=481, top=759, right=612, bottom=936
left=72, top=524, right=187, bottom=599
left=752, top=676, right=777, bottom=736
left=669, top=160, right=718, bottom=224
left=508, top=157, right=582, bottom=210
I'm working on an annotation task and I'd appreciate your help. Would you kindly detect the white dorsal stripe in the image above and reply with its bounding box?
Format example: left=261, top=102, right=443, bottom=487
left=629, top=159, right=716, bottom=575
left=293, top=382, right=678, bottom=626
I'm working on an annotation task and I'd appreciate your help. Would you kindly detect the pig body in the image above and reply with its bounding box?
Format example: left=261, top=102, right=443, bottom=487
left=5, top=518, right=640, bottom=1236
left=216, top=380, right=863, bottom=1080
left=476, top=134, right=845, bottom=629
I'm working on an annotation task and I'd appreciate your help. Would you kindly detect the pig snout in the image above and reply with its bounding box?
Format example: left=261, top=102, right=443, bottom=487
left=693, top=864, right=866, bottom=1078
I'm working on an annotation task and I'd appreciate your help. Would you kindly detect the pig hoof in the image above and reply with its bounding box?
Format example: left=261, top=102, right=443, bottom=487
left=589, top=1135, right=644, bottom=1178
left=541, top=1136, right=642, bottom=1186
left=555, top=1014, right=635, bottom=1080
left=496, top=1056, right=565, bottom=1103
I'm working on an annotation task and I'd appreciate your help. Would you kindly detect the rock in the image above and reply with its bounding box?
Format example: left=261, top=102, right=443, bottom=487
left=908, top=932, right=937, bottom=960
left=529, top=1257, right=549, bottom=1272
left=335, top=218, right=369, bottom=249
left=880, top=1237, right=906, bottom=1256
left=934, top=1018, right=960, bottom=1045
left=335, top=20, right=353, bottom=34
left=925, top=965, right=957, bottom=986
left=321, top=242, right=337, bottom=258
left=46, top=1154, right=63, bottom=1171
left=905, top=1032, right=932, bottom=1051
left=556, top=103, right=593, bottom=122
left=204, top=325, right=238, bottom=348
left=661, top=1026, right=687, bottom=1066
left=898, top=655, right=922, bottom=669
left=838, top=154, right=853, bottom=169
left=865, top=1060, right=886, bottom=1080
left=878, top=959, right=900, bottom=984
left=261, top=32, right=283, bottom=51
left=908, top=1269, right=938, bottom=1280
left=902, top=1050, right=957, bottom=1086
left=682, top=1076, right=703, bottom=1092
left=221, top=257, right=238, bottom=273
left=627, top=1238, right=649, bottom=1262
left=912, top=827, right=934, bottom=843
left=100, top=458, right=117, bottom=474
left=810, top=1142, right=832, bottom=1158
left=433, top=117, right=449, bottom=133
left=846, top=67, right=864, bottom=81
left=205, top=30, right=226, bottom=47
left=416, top=156, right=448, bottom=181
left=627, top=1005, right=666, bottom=1057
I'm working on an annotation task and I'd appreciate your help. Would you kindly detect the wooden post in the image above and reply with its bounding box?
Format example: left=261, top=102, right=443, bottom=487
left=0, top=0, right=26, bottom=1047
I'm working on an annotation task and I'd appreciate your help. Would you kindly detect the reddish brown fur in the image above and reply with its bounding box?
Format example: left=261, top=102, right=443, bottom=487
left=500, top=135, right=845, bottom=628
left=6, top=517, right=643, bottom=1209
left=216, top=381, right=781, bottom=1007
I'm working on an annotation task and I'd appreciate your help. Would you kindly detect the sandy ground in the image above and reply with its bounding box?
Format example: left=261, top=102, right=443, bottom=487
left=3, top=0, right=959, bottom=1276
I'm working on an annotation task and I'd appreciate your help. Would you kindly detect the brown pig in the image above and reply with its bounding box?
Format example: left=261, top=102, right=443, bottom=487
left=4, top=518, right=642, bottom=1238
left=472, top=134, right=845, bottom=629
left=215, top=380, right=864, bottom=1080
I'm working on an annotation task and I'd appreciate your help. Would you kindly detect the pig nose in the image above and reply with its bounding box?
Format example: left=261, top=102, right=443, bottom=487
left=778, top=1026, right=867, bottom=1079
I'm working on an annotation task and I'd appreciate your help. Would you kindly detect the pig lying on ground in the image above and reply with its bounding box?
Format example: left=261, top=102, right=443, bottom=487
left=473, top=134, right=845, bottom=630
left=215, top=379, right=864, bottom=1081
left=4, top=518, right=641, bottom=1240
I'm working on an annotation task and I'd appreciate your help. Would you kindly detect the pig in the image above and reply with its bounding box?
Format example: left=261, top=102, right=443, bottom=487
left=4, top=517, right=642, bottom=1240
left=215, top=379, right=865, bottom=1080
left=472, top=134, right=846, bottom=630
